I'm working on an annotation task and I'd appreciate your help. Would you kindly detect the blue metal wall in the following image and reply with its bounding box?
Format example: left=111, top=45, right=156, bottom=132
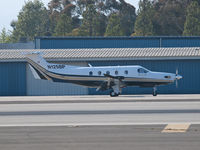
left=162, top=37, right=200, bottom=47
left=88, top=59, right=200, bottom=95
left=0, top=62, right=26, bottom=96
left=0, top=42, right=34, bottom=49
left=35, top=36, right=200, bottom=49
left=35, top=37, right=160, bottom=49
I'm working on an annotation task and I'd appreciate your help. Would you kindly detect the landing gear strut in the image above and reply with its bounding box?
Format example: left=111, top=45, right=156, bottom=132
left=152, top=87, right=157, bottom=96
left=109, top=80, right=121, bottom=97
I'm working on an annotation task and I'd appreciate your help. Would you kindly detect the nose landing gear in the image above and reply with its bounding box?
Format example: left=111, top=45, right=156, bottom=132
left=153, top=87, right=157, bottom=96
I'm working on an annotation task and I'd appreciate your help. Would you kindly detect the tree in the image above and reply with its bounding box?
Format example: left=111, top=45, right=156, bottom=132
left=133, top=0, right=155, bottom=36
left=153, top=0, right=189, bottom=36
left=104, top=13, right=122, bottom=36
left=11, top=0, right=49, bottom=42
left=54, top=14, right=73, bottom=36
left=183, top=1, right=200, bottom=36
left=79, top=4, right=107, bottom=36
left=9, top=0, right=137, bottom=38
left=0, top=28, right=11, bottom=43
left=105, top=0, right=136, bottom=36
left=48, top=0, right=78, bottom=35
left=118, top=0, right=136, bottom=36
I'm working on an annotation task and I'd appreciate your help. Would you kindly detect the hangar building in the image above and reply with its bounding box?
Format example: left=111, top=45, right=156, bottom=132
left=1, top=36, right=200, bottom=96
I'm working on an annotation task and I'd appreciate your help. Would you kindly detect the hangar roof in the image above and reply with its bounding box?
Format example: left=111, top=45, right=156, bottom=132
left=0, top=47, right=200, bottom=62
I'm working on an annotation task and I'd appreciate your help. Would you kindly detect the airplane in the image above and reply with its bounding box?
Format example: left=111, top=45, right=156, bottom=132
left=25, top=52, right=182, bottom=97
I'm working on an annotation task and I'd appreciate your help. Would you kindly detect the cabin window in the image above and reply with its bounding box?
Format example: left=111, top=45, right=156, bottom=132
left=89, top=71, right=93, bottom=76
left=115, top=70, right=118, bottom=75
left=106, top=71, right=110, bottom=75
left=137, top=68, right=148, bottom=73
left=124, top=70, right=128, bottom=75
left=98, top=71, right=101, bottom=75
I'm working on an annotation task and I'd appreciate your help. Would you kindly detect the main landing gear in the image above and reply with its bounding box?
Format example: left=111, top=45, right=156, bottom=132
left=110, top=91, right=119, bottom=97
left=109, top=80, right=121, bottom=97
left=152, top=87, right=157, bottom=96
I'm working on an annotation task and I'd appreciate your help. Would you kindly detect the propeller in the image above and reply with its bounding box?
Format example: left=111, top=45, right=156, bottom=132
left=176, top=68, right=178, bottom=76
left=176, top=68, right=178, bottom=88
left=175, top=68, right=182, bottom=88
left=176, top=78, right=178, bottom=88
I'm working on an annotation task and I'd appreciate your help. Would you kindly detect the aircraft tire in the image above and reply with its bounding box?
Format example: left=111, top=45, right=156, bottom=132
left=152, top=91, right=157, bottom=96
left=110, top=92, right=119, bottom=97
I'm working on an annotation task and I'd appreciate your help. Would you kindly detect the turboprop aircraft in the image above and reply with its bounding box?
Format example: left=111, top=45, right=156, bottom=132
left=25, top=52, right=182, bottom=97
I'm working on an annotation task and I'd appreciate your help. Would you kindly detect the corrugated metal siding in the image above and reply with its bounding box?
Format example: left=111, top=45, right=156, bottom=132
left=26, top=64, right=88, bottom=96
left=37, top=37, right=160, bottom=49
left=0, top=42, right=34, bottom=49
left=35, top=39, right=40, bottom=49
left=162, top=37, right=200, bottom=47
left=36, top=36, right=200, bottom=49
left=3, top=47, right=200, bottom=60
left=88, top=59, right=200, bottom=95
left=0, top=62, right=26, bottom=96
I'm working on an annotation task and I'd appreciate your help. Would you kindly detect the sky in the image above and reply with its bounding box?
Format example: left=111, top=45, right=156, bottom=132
left=0, top=0, right=139, bottom=32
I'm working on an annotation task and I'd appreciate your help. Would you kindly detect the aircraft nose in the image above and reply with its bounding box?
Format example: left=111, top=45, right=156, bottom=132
left=176, top=75, right=182, bottom=80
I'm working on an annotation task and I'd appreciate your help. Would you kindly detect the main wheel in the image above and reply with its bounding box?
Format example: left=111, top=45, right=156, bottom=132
left=110, top=92, right=119, bottom=97
left=152, top=91, right=157, bottom=96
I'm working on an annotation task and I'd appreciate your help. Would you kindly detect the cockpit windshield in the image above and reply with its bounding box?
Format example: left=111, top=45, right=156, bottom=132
left=137, top=68, right=149, bottom=73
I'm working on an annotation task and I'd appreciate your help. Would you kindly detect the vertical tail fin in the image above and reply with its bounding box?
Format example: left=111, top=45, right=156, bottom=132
left=25, top=52, right=49, bottom=70
left=25, top=52, right=53, bottom=81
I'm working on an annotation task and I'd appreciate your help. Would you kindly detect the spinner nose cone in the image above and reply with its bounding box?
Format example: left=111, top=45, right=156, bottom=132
left=176, top=74, right=182, bottom=80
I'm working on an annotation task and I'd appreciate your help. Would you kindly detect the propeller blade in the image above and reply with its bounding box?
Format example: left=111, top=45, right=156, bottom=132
left=176, top=79, right=178, bottom=88
left=176, top=68, right=178, bottom=76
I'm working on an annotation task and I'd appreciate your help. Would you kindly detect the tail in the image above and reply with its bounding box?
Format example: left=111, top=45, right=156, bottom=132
left=25, top=52, right=52, bottom=80
left=25, top=52, right=49, bottom=70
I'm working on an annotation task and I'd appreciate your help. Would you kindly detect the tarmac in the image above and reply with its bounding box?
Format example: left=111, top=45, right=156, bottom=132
left=0, top=94, right=199, bottom=150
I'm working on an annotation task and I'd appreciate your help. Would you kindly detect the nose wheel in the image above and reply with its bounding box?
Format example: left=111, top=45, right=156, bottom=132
left=153, top=87, right=157, bottom=96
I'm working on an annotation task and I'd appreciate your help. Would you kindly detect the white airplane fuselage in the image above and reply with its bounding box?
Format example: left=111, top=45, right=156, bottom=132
left=25, top=52, right=182, bottom=96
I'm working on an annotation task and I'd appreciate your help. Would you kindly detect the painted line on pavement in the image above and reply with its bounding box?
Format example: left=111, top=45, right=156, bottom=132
left=0, top=122, right=197, bottom=127
left=162, top=123, right=191, bottom=133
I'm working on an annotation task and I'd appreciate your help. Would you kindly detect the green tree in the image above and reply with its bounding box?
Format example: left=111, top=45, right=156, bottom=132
left=118, top=0, right=136, bottom=36
left=133, top=0, right=155, bottom=36
left=105, top=0, right=136, bottom=36
left=70, top=0, right=135, bottom=36
left=11, top=0, right=49, bottom=42
left=48, top=0, right=78, bottom=35
left=183, top=1, right=200, bottom=36
left=48, top=0, right=62, bottom=35
left=153, top=0, right=189, bottom=36
left=0, top=28, right=11, bottom=43
left=79, top=4, right=107, bottom=36
left=104, top=13, right=122, bottom=36
left=54, top=14, right=73, bottom=36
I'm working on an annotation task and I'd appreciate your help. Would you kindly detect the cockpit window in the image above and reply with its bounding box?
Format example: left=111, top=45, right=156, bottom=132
left=137, top=68, right=148, bottom=73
